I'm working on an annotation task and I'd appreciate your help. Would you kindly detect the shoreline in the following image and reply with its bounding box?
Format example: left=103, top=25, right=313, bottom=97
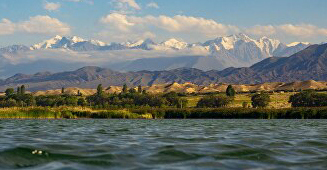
left=1, top=107, right=327, bottom=119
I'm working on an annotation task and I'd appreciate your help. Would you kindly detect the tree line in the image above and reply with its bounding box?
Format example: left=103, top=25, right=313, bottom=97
left=1, top=84, right=327, bottom=108
left=0, top=84, right=188, bottom=108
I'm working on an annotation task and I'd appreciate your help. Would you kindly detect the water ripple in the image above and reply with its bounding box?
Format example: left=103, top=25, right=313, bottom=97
left=0, top=119, right=327, bottom=169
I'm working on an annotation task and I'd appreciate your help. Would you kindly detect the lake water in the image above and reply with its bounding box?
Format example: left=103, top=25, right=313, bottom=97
left=0, top=119, right=327, bottom=169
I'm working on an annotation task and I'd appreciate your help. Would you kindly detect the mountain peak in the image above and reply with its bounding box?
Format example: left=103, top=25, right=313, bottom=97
left=70, top=36, right=85, bottom=43
left=54, top=35, right=63, bottom=39
left=287, top=42, right=311, bottom=47
left=161, top=38, right=188, bottom=49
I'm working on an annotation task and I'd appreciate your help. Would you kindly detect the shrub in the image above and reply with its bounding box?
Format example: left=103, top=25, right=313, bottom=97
left=196, top=95, right=232, bottom=108
left=251, top=92, right=271, bottom=108
left=289, top=90, right=327, bottom=107
left=226, top=85, right=236, bottom=97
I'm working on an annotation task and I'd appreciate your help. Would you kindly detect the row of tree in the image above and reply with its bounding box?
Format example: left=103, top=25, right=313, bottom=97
left=196, top=91, right=271, bottom=108
left=0, top=84, right=189, bottom=108
left=289, top=90, right=327, bottom=107
left=86, top=84, right=188, bottom=108
left=5, top=84, right=327, bottom=109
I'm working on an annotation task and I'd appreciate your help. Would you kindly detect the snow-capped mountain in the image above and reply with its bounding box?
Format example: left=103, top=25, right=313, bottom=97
left=201, top=34, right=283, bottom=65
left=159, top=38, right=188, bottom=50
left=30, top=35, right=107, bottom=50
left=0, top=45, right=30, bottom=54
left=110, top=34, right=311, bottom=71
left=287, top=42, right=310, bottom=47
left=0, top=34, right=313, bottom=77
left=26, top=34, right=310, bottom=58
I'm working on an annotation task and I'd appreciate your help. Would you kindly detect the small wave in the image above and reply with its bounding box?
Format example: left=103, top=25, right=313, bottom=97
left=0, top=147, right=117, bottom=169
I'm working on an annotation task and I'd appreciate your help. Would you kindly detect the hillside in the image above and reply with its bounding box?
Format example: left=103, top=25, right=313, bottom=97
left=217, top=43, right=327, bottom=83
left=0, top=43, right=326, bottom=91
left=30, top=80, right=327, bottom=96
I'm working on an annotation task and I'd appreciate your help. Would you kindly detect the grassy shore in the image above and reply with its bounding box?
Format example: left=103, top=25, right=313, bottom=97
left=1, top=106, right=327, bottom=119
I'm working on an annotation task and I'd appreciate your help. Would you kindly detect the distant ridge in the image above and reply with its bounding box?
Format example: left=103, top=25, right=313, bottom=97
left=0, top=34, right=311, bottom=77
left=31, top=80, right=327, bottom=96
left=0, top=43, right=326, bottom=91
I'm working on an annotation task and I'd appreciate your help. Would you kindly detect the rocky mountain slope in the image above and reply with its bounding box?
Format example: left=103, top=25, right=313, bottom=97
left=0, top=42, right=325, bottom=91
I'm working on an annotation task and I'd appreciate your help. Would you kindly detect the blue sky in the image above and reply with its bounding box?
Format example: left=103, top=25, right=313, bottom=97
left=0, top=0, right=327, bottom=47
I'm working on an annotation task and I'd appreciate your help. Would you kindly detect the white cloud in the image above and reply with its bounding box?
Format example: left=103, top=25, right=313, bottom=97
left=110, top=0, right=141, bottom=14
left=246, top=24, right=327, bottom=38
left=245, top=25, right=276, bottom=36
left=5, top=46, right=210, bottom=67
left=146, top=2, right=159, bottom=9
left=100, top=13, right=135, bottom=32
left=119, top=0, right=141, bottom=10
left=99, top=13, right=239, bottom=41
left=43, top=1, right=61, bottom=11
left=277, top=24, right=327, bottom=37
left=0, top=16, right=71, bottom=36
left=18, top=16, right=71, bottom=35
left=0, top=19, right=15, bottom=35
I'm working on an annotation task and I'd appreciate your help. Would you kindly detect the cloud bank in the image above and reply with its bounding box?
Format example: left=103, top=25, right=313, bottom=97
left=0, top=16, right=71, bottom=36
left=246, top=24, right=327, bottom=38
left=99, top=13, right=239, bottom=41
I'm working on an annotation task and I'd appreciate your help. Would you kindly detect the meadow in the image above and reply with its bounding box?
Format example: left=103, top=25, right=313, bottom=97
left=183, top=92, right=296, bottom=108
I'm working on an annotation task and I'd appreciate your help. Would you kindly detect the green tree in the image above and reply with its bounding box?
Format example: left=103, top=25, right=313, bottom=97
left=129, top=88, right=136, bottom=93
left=77, top=98, right=86, bottom=106
left=5, top=88, right=15, bottom=97
left=122, top=84, right=128, bottom=93
left=21, top=85, right=26, bottom=95
left=17, top=86, right=21, bottom=94
left=197, top=95, right=232, bottom=108
left=226, top=85, right=236, bottom=97
left=137, top=85, right=142, bottom=93
left=289, top=90, right=327, bottom=107
left=77, top=90, right=81, bottom=96
left=65, top=96, right=78, bottom=106
left=97, top=84, right=103, bottom=96
left=163, top=91, right=183, bottom=107
left=251, top=92, right=271, bottom=108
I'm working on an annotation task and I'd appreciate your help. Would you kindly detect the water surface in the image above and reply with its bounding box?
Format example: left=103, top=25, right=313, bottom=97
left=0, top=119, right=327, bottom=169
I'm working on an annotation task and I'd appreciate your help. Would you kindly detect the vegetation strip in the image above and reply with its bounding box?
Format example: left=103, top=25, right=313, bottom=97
left=1, top=84, right=327, bottom=119
left=1, top=107, right=327, bottom=119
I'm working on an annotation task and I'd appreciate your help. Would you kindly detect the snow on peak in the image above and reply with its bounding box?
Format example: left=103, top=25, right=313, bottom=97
left=234, top=33, right=253, bottom=42
left=31, top=35, right=64, bottom=50
left=54, top=35, right=62, bottom=39
left=287, top=42, right=310, bottom=47
left=31, top=35, right=109, bottom=49
left=124, top=40, right=145, bottom=47
left=256, top=37, right=281, bottom=52
left=89, top=40, right=107, bottom=46
left=71, top=36, right=85, bottom=43
left=161, top=38, right=188, bottom=49
left=206, top=34, right=256, bottom=50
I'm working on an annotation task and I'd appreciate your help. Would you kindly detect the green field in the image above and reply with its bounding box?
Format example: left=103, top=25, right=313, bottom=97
left=183, top=92, right=297, bottom=108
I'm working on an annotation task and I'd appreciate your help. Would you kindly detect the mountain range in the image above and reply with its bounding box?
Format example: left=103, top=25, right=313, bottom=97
left=0, top=34, right=311, bottom=78
left=0, top=42, right=326, bottom=91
